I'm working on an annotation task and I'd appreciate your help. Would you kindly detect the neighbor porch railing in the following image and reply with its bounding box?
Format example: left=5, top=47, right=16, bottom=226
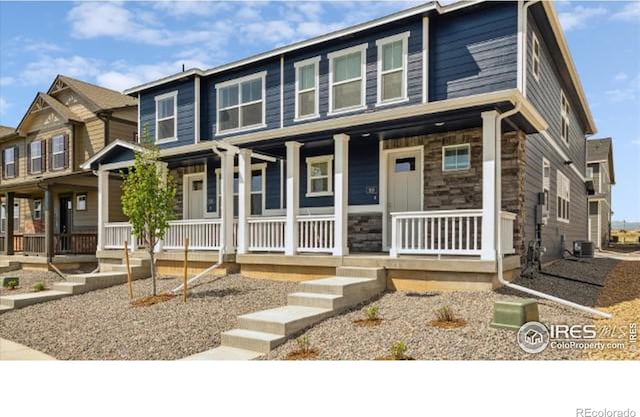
left=55, top=232, right=98, bottom=255
left=390, top=209, right=516, bottom=257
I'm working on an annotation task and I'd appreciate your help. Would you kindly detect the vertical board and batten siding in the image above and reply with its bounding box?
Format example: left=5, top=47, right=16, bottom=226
left=139, top=79, right=195, bottom=148
left=523, top=12, right=588, bottom=260
left=429, top=1, right=518, bottom=101
left=282, top=17, right=423, bottom=127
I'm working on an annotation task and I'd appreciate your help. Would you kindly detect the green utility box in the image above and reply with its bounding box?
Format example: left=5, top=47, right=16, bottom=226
left=490, top=298, right=539, bottom=330
left=1, top=276, right=20, bottom=288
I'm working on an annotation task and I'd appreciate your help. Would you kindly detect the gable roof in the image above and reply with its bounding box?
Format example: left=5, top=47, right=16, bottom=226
left=80, top=139, right=145, bottom=171
left=50, top=75, right=137, bottom=112
left=0, top=125, right=16, bottom=139
left=587, top=137, right=615, bottom=184
left=16, top=92, right=83, bottom=135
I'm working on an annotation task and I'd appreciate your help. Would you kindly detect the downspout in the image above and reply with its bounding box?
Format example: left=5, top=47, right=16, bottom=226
left=493, top=103, right=612, bottom=319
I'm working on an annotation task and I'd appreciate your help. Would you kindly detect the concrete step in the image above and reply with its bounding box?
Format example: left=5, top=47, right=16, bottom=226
left=287, top=292, right=344, bottom=309
left=237, top=305, right=332, bottom=336
left=0, top=305, right=13, bottom=312
left=298, top=276, right=380, bottom=296
left=336, top=266, right=386, bottom=280
left=221, top=329, right=286, bottom=354
left=52, top=282, right=86, bottom=295
left=0, top=290, right=68, bottom=309
left=67, top=272, right=128, bottom=287
left=99, top=263, right=149, bottom=279
left=183, top=346, right=263, bottom=360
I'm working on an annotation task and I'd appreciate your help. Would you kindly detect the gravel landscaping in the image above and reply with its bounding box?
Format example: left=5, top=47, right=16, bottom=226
left=0, top=273, right=297, bottom=360
left=0, top=264, right=97, bottom=295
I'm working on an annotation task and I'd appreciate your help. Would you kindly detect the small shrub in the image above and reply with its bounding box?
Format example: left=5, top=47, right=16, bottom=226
left=296, top=336, right=311, bottom=354
left=435, top=306, right=455, bottom=322
left=363, top=306, right=379, bottom=321
left=5, top=279, right=19, bottom=290
left=32, top=282, right=46, bottom=292
left=390, top=341, right=407, bottom=360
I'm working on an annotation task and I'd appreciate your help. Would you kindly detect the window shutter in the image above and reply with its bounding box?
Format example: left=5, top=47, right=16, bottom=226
left=14, top=146, right=19, bottom=178
left=27, top=142, right=31, bottom=175
left=41, top=140, right=46, bottom=172
left=63, top=134, right=69, bottom=169
left=1, top=149, right=4, bottom=180
left=48, top=138, right=52, bottom=171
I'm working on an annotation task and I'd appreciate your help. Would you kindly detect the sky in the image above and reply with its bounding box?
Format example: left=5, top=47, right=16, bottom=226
left=0, top=0, right=638, bottom=221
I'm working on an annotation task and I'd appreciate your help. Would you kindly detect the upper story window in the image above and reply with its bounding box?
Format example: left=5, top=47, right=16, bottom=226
left=328, top=43, right=367, bottom=115
left=376, top=32, right=410, bottom=105
left=294, top=57, right=320, bottom=121
left=29, top=140, right=44, bottom=173
left=51, top=134, right=66, bottom=170
left=532, top=32, right=541, bottom=81
left=542, top=158, right=550, bottom=211
left=3, top=146, right=17, bottom=179
left=306, top=155, right=333, bottom=197
left=216, top=72, right=266, bottom=134
left=442, top=144, right=470, bottom=172
left=557, top=170, right=570, bottom=223
left=155, top=91, right=178, bottom=143
left=560, top=90, right=570, bottom=144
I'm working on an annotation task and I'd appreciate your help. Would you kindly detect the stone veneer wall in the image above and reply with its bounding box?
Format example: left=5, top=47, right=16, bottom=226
left=170, top=163, right=204, bottom=219
left=348, top=213, right=383, bottom=252
left=383, top=127, right=526, bottom=257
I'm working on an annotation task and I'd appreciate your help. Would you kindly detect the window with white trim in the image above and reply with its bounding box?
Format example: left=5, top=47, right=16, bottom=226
left=3, top=147, right=16, bottom=178
left=442, top=144, right=470, bottom=171
left=33, top=199, right=42, bottom=220
left=217, top=72, right=265, bottom=133
left=306, top=155, right=333, bottom=197
left=532, top=32, right=541, bottom=81
left=329, top=44, right=367, bottom=114
left=295, top=57, right=320, bottom=120
left=542, top=158, right=550, bottom=211
left=51, top=135, right=65, bottom=170
left=560, top=90, right=570, bottom=144
left=30, top=140, right=43, bottom=173
left=376, top=32, right=409, bottom=104
left=155, top=91, right=177, bottom=142
left=557, top=170, right=570, bottom=222
left=76, top=194, right=87, bottom=211
left=216, top=164, right=265, bottom=216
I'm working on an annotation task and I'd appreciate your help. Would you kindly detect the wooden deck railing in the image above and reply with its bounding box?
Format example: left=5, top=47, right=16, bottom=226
left=0, top=232, right=97, bottom=255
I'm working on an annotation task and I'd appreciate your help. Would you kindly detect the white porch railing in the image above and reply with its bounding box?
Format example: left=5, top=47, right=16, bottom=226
left=248, top=216, right=286, bottom=252
left=297, top=214, right=335, bottom=253
left=500, top=211, right=516, bottom=255
left=103, top=222, right=132, bottom=249
left=164, top=219, right=222, bottom=250
left=390, top=209, right=516, bottom=257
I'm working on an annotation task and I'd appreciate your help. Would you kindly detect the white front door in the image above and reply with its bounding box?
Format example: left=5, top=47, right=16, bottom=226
left=385, top=149, right=422, bottom=247
left=185, top=174, right=204, bottom=219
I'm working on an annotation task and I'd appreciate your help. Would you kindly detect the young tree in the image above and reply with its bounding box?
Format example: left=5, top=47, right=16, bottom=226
left=121, top=145, right=176, bottom=296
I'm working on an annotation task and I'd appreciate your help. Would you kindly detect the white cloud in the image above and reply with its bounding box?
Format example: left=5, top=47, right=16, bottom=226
left=152, top=1, right=231, bottom=17
left=558, top=6, right=607, bottom=31
left=605, top=88, right=636, bottom=103
left=0, top=97, right=10, bottom=115
left=612, top=2, right=640, bottom=21
left=0, top=76, right=15, bottom=87
left=21, top=55, right=102, bottom=86
left=632, top=138, right=640, bottom=146
left=614, top=72, right=628, bottom=81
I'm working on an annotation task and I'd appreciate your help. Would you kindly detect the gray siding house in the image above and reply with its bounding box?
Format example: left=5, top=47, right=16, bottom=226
left=587, top=138, right=615, bottom=249
left=84, top=1, right=597, bottom=290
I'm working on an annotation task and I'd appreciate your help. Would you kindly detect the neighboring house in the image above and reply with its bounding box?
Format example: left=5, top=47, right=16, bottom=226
left=0, top=75, right=137, bottom=269
left=85, top=1, right=595, bottom=290
left=586, top=138, right=615, bottom=249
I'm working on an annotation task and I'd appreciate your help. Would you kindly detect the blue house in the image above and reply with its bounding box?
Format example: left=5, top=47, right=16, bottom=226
left=83, top=0, right=596, bottom=291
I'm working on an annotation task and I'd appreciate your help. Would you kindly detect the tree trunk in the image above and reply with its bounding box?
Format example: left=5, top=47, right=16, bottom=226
left=149, top=249, right=157, bottom=296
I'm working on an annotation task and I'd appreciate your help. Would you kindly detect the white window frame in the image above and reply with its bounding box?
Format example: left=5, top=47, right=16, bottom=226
left=215, top=71, right=267, bottom=135
left=51, top=135, right=65, bottom=170
left=76, top=193, right=87, bottom=211
left=560, top=89, right=570, bottom=145
left=4, top=147, right=15, bottom=178
left=532, top=32, right=541, bottom=82
left=305, top=155, right=333, bottom=197
left=33, top=199, right=42, bottom=220
left=557, top=170, right=570, bottom=223
left=542, top=157, right=550, bottom=211
left=328, top=43, right=368, bottom=116
left=375, top=31, right=410, bottom=106
left=155, top=91, right=178, bottom=144
left=215, top=163, right=267, bottom=217
left=294, top=56, right=320, bottom=122
left=442, top=144, right=471, bottom=172
left=30, top=140, right=43, bottom=173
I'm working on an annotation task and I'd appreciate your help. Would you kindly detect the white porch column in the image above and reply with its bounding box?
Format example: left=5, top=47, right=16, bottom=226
left=97, top=168, right=109, bottom=251
left=237, top=149, right=252, bottom=254
left=285, top=141, right=302, bottom=255
left=481, top=110, right=499, bottom=260
left=220, top=150, right=236, bottom=256
left=333, top=134, right=349, bottom=256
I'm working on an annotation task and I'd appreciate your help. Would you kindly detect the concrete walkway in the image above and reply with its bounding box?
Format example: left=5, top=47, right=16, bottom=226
left=0, top=338, right=55, bottom=360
